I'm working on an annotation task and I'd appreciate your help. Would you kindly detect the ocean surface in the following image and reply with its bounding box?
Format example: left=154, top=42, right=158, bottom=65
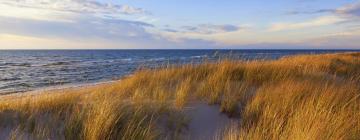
left=0, top=49, right=358, bottom=94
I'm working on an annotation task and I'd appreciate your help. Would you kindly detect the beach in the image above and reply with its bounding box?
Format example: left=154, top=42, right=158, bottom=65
left=0, top=80, right=117, bottom=100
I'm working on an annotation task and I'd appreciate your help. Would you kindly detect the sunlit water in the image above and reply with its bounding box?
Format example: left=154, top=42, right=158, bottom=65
left=0, top=49, right=357, bottom=94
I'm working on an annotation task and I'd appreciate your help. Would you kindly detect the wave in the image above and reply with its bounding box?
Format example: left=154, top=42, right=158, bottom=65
left=147, top=57, right=166, bottom=61
left=1, top=62, right=32, bottom=67
left=120, top=58, right=133, bottom=62
left=0, top=66, right=8, bottom=69
left=43, top=61, right=72, bottom=67
left=0, top=77, right=21, bottom=81
left=190, top=55, right=208, bottom=59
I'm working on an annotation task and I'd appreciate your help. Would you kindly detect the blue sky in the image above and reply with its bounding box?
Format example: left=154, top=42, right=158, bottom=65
left=0, top=0, right=359, bottom=49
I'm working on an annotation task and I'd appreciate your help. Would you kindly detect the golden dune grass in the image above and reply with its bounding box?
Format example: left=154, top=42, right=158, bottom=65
left=0, top=52, right=359, bottom=140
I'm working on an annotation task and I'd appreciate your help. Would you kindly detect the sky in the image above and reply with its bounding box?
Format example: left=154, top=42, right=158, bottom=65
left=0, top=0, right=360, bottom=49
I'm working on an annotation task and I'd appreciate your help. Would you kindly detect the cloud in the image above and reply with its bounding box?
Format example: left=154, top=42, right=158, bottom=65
left=336, top=2, right=360, bottom=17
left=0, top=0, right=149, bottom=15
left=303, top=30, right=360, bottom=49
left=287, top=2, right=360, bottom=18
left=280, top=2, right=360, bottom=33
left=0, top=15, right=156, bottom=41
left=284, top=1, right=360, bottom=24
left=174, top=24, right=243, bottom=34
left=163, top=29, right=179, bottom=33
left=269, top=16, right=346, bottom=31
left=0, top=0, right=154, bottom=25
left=0, top=0, right=157, bottom=40
left=1, top=0, right=359, bottom=49
left=0, top=0, right=224, bottom=49
left=286, top=9, right=335, bottom=15
left=0, top=16, right=221, bottom=49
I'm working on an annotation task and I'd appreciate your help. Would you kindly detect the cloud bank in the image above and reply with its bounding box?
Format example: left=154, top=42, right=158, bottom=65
left=0, top=0, right=149, bottom=15
left=0, top=0, right=360, bottom=49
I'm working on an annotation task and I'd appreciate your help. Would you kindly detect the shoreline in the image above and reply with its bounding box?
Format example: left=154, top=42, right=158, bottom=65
left=0, top=50, right=357, bottom=100
left=0, top=51, right=356, bottom=99
left=0, top=79, right=121, bottom=100
left=0, top=51, right=358, bottom=98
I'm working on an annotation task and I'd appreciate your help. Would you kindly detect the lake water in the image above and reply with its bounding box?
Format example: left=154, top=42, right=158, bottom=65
left=0, top=49, right=357, bottom=94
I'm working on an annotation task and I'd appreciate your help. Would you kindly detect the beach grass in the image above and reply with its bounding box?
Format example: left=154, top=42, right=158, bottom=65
left=0, top=52, right=359, bottom=140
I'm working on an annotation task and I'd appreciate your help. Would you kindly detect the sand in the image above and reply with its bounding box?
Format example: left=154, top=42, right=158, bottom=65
left=0, top=80, right=117, bottom=100
left=183, top=102, right=238, bottom=140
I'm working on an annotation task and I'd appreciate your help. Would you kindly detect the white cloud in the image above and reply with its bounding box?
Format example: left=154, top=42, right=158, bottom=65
left=302, top=30, right=360, bottom=49
left=0, top=0, right=148, bottom=15
left=273, top=2, right=360, bottom=32
left=336, top=2, right=360, bottom=17
left=154, top=24, right=254, bottom=46
left=0, top=16, right=156, bottom=41
left=0, top=0, right=359, bottom=49
left=0, top=0, right=150, bottom=23
left=0, top=2, right=74, bottom=22
left=178, top=24, right=243, bottom=34
left=285, top=2, right=360, bottom=18
left=268, top=16, right=346, bottom=31
left=0, top=0, right=157, bottom=40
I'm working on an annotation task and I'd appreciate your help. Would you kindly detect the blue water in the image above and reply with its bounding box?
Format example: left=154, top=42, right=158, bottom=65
left=0, top=49, right=357, bottom=94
